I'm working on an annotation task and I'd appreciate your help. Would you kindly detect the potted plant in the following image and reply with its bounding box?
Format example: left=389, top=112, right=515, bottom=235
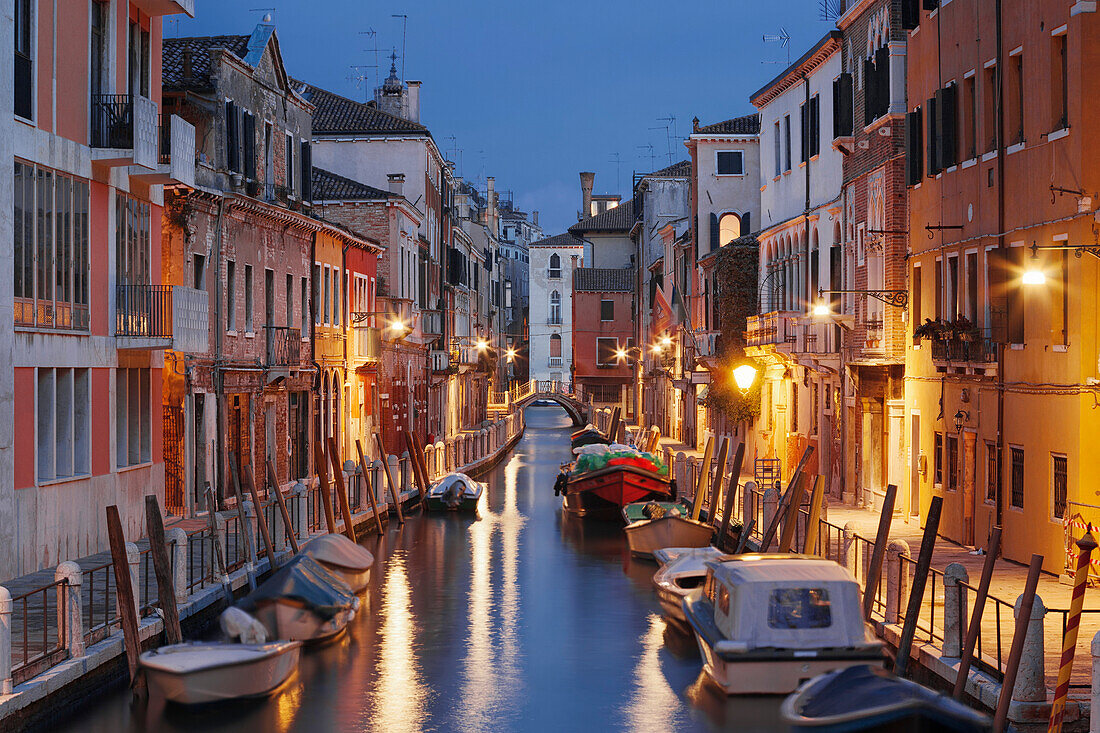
left=913, top=318, right=948, bottom=341
left=950, top=316, right=979, bottom=341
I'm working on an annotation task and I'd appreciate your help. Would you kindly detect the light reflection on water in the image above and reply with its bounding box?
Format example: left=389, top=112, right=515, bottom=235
left=52, top=407, right=785, bottom=732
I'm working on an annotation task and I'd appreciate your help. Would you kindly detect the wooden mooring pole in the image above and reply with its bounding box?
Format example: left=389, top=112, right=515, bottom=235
left=802, top=476, right=825, bottom=556
left=313, top=442, right=338, bottom=534
left=143, top=495, right=181, bottom=645
left=607, top=406, right=621, bottom=443
left=406, top=430, right=431, bottom=508
left=105, top=505, right=145, bottom=694
left=374, top=433, right=404, bottom=524
left=690, top=437, right=714, bottom=522
left=242, top=465, right=278, bottom=568
left=777, top=473, right=808, bottom=554
left=953, top=525, right=1002, bottom=699
left=862, top=483, right=898, bottom=621
left=1047, top=529, right=1097, bottom=732
left=894, top=494, right=943, bottom=678
left=228, top=456, right=257, bottom=591
left=327, top=437, right=358, bottom=543
left=717, top=442, right=746, bottom=551
left=204, top=485, right=233, bottom=604
left=993, top=553, right=1044, bottom=733
left=266, top=459, right=301, bottom=553
left=758, top=445, right=815, bottom=551
left=705, top=438, right=730, bottom=525
left=354, top=440, right=386, bottom=535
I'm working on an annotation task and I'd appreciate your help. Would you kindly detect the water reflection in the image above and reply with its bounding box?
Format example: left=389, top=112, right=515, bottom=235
left=624, top=614, right=687, bottom=732
left=373, top=552, right=428, bottom=732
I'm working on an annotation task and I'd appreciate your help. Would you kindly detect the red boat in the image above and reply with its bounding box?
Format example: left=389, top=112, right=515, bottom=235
left=563, top=464, right=672, bottom=520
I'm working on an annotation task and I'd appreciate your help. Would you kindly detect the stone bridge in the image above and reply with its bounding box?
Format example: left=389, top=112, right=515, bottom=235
left=490, top=381, right=590, bottom=427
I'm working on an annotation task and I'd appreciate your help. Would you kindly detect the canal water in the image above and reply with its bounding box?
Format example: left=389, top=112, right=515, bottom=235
left=56, top=406, right=784, bottom=732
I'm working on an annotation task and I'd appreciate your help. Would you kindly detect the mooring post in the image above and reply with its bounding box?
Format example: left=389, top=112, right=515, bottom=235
left=143, top=495, right=181, bottom=645
left=993, top=554, right=1045, bottom=733
left=894, top=495, right=943, bottom=677
left=943, top=562, right=969, bottom=657
left=762, top=485, right=779, bottom=551
left=166, top=527, right=189, bottom=604
left=954, top=526, right=1003, bottom=699
left=125, top=541, right=141, bottom=622
left=842, top=521, right=858, bottom=576
left=741, top=480, right=756, bottom=529
left=291, top=480, right=309, bottom=545
left=1012, top=593, right=1048, bottom=704
left=106, top=506, right=145, bottom=693
left=690, top=437, right=714, bottom=521
left=0, top=586, right=10, bottom=693
left=355, top=440, right=385, bottom=535
left=241, top=501, right=259, bottom=575
left=1049, top=530, right=1098, bottom=732
left=862, top=484, right=898, bottom=621
left=885, top=539, right=910, bottom=625
left=55, top=561, right=84, bottom=658
left=1090, top=631, right=1100, bottom=733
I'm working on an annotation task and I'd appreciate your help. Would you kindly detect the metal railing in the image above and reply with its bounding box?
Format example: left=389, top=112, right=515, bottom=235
left=91, top=94, right=138, bottom=149
left=929, top=331, right=997, bottom=364
left=548, top=356, right=563, bottom=368
left=116, top=284, right=173, bottom=338
left=11, top=579, right=68, bottom=685
left=745, top=311, right=801, bottom=347
left=265, top=326, right=302, bottom=367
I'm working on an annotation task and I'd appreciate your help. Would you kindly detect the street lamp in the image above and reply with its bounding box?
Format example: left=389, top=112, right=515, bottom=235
left=811, top=298, right=831, bottom=317
left=1022, top=248, right=1046, bottom=285
left=732, top=363, right=758, bottom=394
left=505, top=347, right=517, bottom=363
left=475, top=338, right=489, bottom=351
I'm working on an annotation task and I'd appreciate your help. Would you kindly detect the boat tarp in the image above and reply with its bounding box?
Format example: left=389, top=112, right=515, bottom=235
left=301, top=533, right=375, bottom=572
left=429, top=473, right=481, bottom=498
left=707, top=555, right=866, bottom=650
left=238, top=555, right=355, bottom=621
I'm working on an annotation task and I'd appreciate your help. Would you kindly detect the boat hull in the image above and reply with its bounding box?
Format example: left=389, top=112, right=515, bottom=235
left=141, top=642, right=300, bottom=705
left=564, top=466, right=670, bottom=519
left=320, top=565, right=370, bottom=594
left=253, top=601, right=353, bottom=643
left=426, top=494, right=481, bottom=512
left=623, top=515, right=716, bottom=559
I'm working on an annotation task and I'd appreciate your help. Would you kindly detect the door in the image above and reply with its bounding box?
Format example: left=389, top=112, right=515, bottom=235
left=910, top=413, right=921, bottom=517
left=194, top=394, right=206, bottom=511
left=265, top=402, right=276, bottom=492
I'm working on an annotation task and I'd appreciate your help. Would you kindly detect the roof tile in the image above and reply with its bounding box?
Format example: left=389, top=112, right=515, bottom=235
left=312, top=168, right=394, bottom=201
left=293, top=80, right=428, bottom=135
left=572, top=268, right=634, bottom=292
left=695, top=113, right=761, bottom=135
left=162, top=35, right=250, bottom=90
left=568, top=199, right=636, bottom=234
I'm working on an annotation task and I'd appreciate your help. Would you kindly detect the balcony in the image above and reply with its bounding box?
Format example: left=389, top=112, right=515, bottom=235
left=549, top=356, right=563, bottom=368
left=90, top=94, right=158, bottom=169
left=694, top=330, right=721, bottom=358
left=429, top=349, right=450, bottom=373
left=115, top=285, right=208, bottom=352
left=420, top=309, right=443, bottom=338
left=264, top=326, right=302, bottom=375
left=929, top=333, right=997, bottom=366
left=134, top=115, right=195, bottom=186
left=131, top=0, right=194, bottom=16
left=745, top=311, right=801, bottom=348
left=352, top=326, right=381, bottom=365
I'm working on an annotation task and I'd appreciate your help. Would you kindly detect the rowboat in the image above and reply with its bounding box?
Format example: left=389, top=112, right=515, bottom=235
left=782, top=665, right=991, bottom=731
left=563, top=464, right=672, bottom=520
left=682, top=554, right=884, bottom=695
left=300, top=533, right=374, bottom=593
left=426, top=472, right=485, bottom=512
left=238, top=555, right=359, bottom=643
left=622, top=501, right=715, bottom=558
left=140, top=641, right=301, bottom=705
left=652, top=546, right=726, bottom=626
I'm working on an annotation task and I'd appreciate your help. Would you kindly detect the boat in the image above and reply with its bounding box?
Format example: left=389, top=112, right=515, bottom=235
left=652, top=546, right=726, bottom=626
left=682, top=554, right=884, bottom=695
left=426, top=472, right=485, bottom=511
left=782, top=665, right=992, bottom=731
left=563, top=464, right=672, bottom=519
left=622, top=501, right=715, bottom=558
left=140, top=641, right=301, bottom=705
left=300, top=533, right=374, bottom=593
left=570, top=424, right=610, bottom=450
left=237, top=555, right=359, bottom=642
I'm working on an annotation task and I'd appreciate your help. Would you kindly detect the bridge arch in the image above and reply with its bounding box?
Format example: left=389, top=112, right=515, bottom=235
left=515, top=393, right=588, bottom=426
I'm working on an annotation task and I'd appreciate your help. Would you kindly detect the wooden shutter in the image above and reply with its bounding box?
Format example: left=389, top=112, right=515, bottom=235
left=800, top=104, right=808, bottom=163
left=863, top=56, right=876, bottom=125
left=810, top=95, right=820, bottom=157
left=938, top=84, right=958, bottom=170
left=905, top=109, right=923, bottom=186
left=926, top=96, right=939, bottom=176
left=243, top=111, right=256, bottom=180
left=833, top=72, right=853, bottom=138
left=923, top=0, right=938, bottom=9
left=902, top=0, right=920, bottom=30
left=875, top=46, right=890, bottom=120
left=709, top=213, right=719, bottom=251
left=225, top=102, right=238, bottom=172
left=300, top=141, right=312, bottom=201
left=742, top=211, right=751, bottom=236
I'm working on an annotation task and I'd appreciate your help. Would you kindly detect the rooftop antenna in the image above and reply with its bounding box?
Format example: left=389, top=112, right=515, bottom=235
left=360, top=29, right=380, bottom=86
left=392, top=14, right=408, bottom=82
left=636, top=143, right=658, bottom=170
left=250, top=7, right=276, bottom=23
left=819, top=0, right=844, bottom=21
left=763, top=27, right=792, bottom=66
left=651, top=114, right=677, bottom=165
left=346, top=65, right=376, bottom=101
left=608, top=152, right=623, bottom=193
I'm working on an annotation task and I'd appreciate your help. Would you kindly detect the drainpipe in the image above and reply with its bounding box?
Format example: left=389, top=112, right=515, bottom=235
left=994, top=0, right=1006, bottom=532
left=310, top=232, right=321, bottom=462
left=213, top=197, right=226, bottom=510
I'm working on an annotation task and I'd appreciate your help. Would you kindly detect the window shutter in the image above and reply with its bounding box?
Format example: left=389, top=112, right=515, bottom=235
left=875, top=46, right=891, bottom=119
left=709, top=213, right=719, bottom=251
left=810, top=95, right=820, bottom=156
left=923, top=0, right=938, bottom=10
left=926, top=96, right=939, bottom=176
left=300, top=141, right=312, bottom=201
left=225, top=102, right=238, bottom=172
left=742, top=211, right=751, bottom=236
left=906, top=109, right=923, bottom=186
left=902, top=0, right=920, bottom=29
left=987, top=248, right=1009, bottom=343
left=863, top=56, right=876, bottom=125
left=243, top=112, right=256, bottom=180
left=832, top=77, right=841, bottom=139
left=799, top=104, right=808, bottom=162
left=939, top=84, right=958, bottom=169
left=833, top=72, right=853, bottom=138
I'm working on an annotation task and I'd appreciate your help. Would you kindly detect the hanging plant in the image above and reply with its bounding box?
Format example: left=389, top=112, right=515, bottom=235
left=705, top=236, right=762, bottom=423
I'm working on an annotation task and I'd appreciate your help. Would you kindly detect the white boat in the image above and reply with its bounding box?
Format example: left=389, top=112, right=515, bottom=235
left=682, top=554, right=884, bottom=695
left=140, top=641, right=301, bottom=705
left=239, top=555, right=359, bottom=643
left=427, top=472, right=485, bottom=512
left=300, top=533, right=374, bottom=593
left=622, top=501, right=715, bottom=559
left=652, top=546, right=726, bottom=626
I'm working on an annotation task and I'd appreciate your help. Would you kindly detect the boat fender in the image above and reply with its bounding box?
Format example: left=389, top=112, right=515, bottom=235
left=713, top=640, right=750, bottom=655
left=553, top=472, right=568, bottom=496
left=219, top=606, right=268, bottom=644
left=669, top=479, right=678, bottom=501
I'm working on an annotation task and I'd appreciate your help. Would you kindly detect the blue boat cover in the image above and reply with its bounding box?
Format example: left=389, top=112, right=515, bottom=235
left=237, top=555, right=356, bottom=621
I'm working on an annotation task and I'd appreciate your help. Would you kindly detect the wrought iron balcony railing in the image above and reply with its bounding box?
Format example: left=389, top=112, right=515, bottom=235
left=265, top=326, right=302, bottom=367
left=115, top=284, right=208, bottom=352
left=90, top=94, right=158, bottom=168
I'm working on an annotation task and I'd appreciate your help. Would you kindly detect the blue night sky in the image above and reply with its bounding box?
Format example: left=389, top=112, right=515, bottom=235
left=169, top=1, right=827, bottom=237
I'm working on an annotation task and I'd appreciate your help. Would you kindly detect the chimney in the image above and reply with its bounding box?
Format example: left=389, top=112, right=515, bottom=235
left=406, top=81, right=421, bottom=123
left=487, top=176, right=497, bottom=226
left=532, top=210, right=539, bottom=226
left=387, top=173, right=405, bottom=196
left=580, top=171, right=595, bottom=220
left=182, top=49, right=193, bottom=81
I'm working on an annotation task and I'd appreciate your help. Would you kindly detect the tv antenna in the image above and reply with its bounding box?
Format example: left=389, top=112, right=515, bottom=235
left=360, top=29, right=380, bottom=87
left=651, top=114, right=677, bottom=165
left=819, top=0, right=844, bottom=21
left=608, top=152, right=623, bottom=192
left=392, top=14, right=408, bottom=81
left=763, top=27, right=792, bottom=66
left=636, top=143, right=658, bottom=170
left=346, top=65, right=376, bottom=101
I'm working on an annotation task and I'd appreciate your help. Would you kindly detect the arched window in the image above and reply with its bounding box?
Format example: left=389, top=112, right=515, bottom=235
left=549, top=290, right=562, bottom=324
left=548, top=253, right=561, bottom=279
left=550, top=333, right=562, bottom=357
left=719, top=213, right=742, bottom=247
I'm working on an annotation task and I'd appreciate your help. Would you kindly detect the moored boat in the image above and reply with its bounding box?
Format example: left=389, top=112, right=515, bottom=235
left=238, top=555, right=358, bottom=642
left=682, top=554, right=884, bottom=695
left=622, top=501, right=715, bottom=558
left=300, top=533, right=374, bottom=593
left=781, top=665, right=991, bottom=731
left=426, top=472, right=485, bottom=512
left=140, top=641, right=301, bottom=705
left=563, top=464, right=672, bottom=519
left=652, top=546, right=726, bottom=626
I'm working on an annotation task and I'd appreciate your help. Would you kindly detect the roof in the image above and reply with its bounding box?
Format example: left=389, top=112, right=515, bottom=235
left=568, top=199, right=636, bottom=234
left=694, top=114, right=761, bottom=136
left=293, top=80, right=428, bottom=135
left=530, top=232, right=584, bottom=248
left=751, top=31, right=843, bottom=108
left=312, top=167, right=394, bottom=201
left=645, top=159, right=692, bottom=178
left=572, top=268, right=634, bottom=293
left=709, top=554, right=856, bottom=587
left=163, top=34, right=250, bottom=90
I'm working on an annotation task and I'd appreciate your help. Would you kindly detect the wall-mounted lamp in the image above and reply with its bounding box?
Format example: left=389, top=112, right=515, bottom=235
left=953, top=409, right=970, bottom=433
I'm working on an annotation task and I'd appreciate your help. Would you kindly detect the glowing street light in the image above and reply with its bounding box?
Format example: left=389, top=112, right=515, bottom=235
left=615, top=347, right=629, bottom=362
left=475, top=338, right=489, bottom=351
left=811, top=299, right=831, bottom=317
left=389, top=319, right=409, bottom=335
left=732, top=363, right=758, bottom=394
left=505, top=347, right=517, bottom=362
left=1022, top=251, right=1046, bottom=286
left=660, top=335, right=673, bottom=348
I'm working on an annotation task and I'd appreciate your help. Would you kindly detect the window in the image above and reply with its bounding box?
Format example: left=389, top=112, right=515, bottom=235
left=833, top=72, right=854, bottom=138
left=773, top=121, right=782, bottom=177
left=808, top=94, right=820, bottom=157
left=117, top=193, right=151, bottom=292
left=719, top=213, right=742, bottom=247
left=1053, top=453, right=1067, bottom=520
left=768, top=588, right=832, bottom=629
left=300, top=277, right=308, bottom=334
left=1008, top=246, right=1025, bottom=343
left=14, top=0, right=32, bottom=119
left=799, top=102, right=808, bottom=163
left=791, top=384, right=799, bottom=433
left=906, top=108, right=923, bottom=186
left=1009, top=53, right=1024, bottom=144
left=313, top=264, right=321, bottom=325
left=864, top=46, right=891, bottom=124
left=783, top=115, right=792, bottom=171
left=333, top=268, right=341, bottom=326
left=596, top=337, right=619, bottom=366
left=548, top=253, right=561, bottom=279
left=1010, top=446, right=1024, bottom=509
left=934, top=259, right=943, bottom=320
left=717, top=586, right=730, bottom=616
left=600, top=299, right=614, bottom=321
left=934, top=432, right=943, bottom=485
left=323, top=267, right=331, bottom=325
left=912, top=264, right=922, bottom=343
left=966, top=252, right=979, bottom=324
left=986, top=441, right=999, bottom=502
left=285, top=132, right=295, bottom=192
left=550, top=333, right=562, bottom=357
left=947, top=255, right=959, bottom=320
left=962, top=75, right=977, bottom=160
left=285, top=273, right=293, bottom=328
left=244, top=264, right=253, bottom=333
left=926, top=94, right=939, bottom=176
left=811, top=383, right=819, bottom=436
left=549, top=290, right=561, bottom=324
left=14, top=163, right=90, bottom=330
left=982, top=65, right=998, bottom=153
left=116, top=367, right=151, bottom=468
left=1052, top=33, right=1068, bottom=130
left=37, top=368, right=90, bottom=482
left=716, top=151, right=744, bottom=175
left=193, top=254, right=206, bottom=290
left=947, top=434, right=959, bottom=491
left=936, top=83, right=958, bottom=170
left=226, top=260, right=236, bottom=331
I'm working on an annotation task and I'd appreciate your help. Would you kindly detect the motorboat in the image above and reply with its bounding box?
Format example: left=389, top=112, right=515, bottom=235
left=140, top=641, right=301, bottom=705
left=570, top=424, right=610, bottom=451
left=652, top=547, right=726, bottom=626
left=300, top=533, right=374, bottom=593
left=682, top=554, right=884, bottom=695
left=782, top=665, right=991, bottom=731
left=622, top=501, right=715, bottom=558
left=426, top=472, right=485, bottom=512
left=238, top=555, right=358, bottom=642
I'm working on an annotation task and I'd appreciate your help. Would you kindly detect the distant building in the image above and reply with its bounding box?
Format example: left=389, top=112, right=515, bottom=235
left=529, top=234, right=584, bottom=385
left=572, top=269, right=635, bottom=412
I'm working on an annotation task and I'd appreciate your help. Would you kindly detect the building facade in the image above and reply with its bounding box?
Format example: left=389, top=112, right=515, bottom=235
left=529, top=233, right=584, bottom=385
left=571, top=268, right=635, bottom=412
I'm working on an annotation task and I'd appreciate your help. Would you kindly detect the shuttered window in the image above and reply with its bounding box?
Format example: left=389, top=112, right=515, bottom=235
left=600, top=300, right=614, bottom=321
left=243, top=112, right=256, bottom=181
left=906, top=109, right=923, bottom=186
left=901, top=0, right=920, bottom=30
left=14, top=0, right=32, bottom=120
left=936, top=84, right=958, bottom=170
left=1010, top=447, right=1024, bottom=509
left=225, top=101, right=238, bottom=172
left=709, top=213, right=719, bottom=251
left=926, top=96, right=940, bottom=177
left=799, top=103, right=808, bottom=163
left=832, top=73, right=853, bottom=138
left=809, top=95, right=820, bottom=157
left=300, top=141, right=312, bottom=201
left=1053, top=454, right=1067, bottom=520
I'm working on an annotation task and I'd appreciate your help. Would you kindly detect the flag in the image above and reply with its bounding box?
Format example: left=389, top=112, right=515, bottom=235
left=670, top=285, right=687, bottom=327
left=652, top=283, right=673, bottom=337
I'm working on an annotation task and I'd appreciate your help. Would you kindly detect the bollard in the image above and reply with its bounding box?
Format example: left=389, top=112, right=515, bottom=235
left=270, top=488, right=287, bottom=552
left=741, top=480, right=756, bottom=528
left=1090, top=631, right=1100, bottom=733
left=424, top=444, right=434, bottom=481
left=943, top=563, right=969, bottom=657
left=372, top=460, right=386, bottom=509
left=675, top=452, right=687, bottom=494
left=762, top=486, right=779, bottom=551
left=0, top=586, right=10, bottom=693
left=885, top=539, right=910, bottom=624
left=400, top=451, right=411, bottom=492
left=55, top=561, right=85, bottom=658
left=842, top=522, right=858, bottom=577
left=241, top=500, right=259, bottom=566
left=125, top=541, right=141, bottom=621
left=1012, top=593, right=1048, bottom=704
left=435, top=442, right=445, bottom=475
left=387, top=454, right=401, bottom=498
left=291, top=481, right=309, bottom=543
left=167, top=527, right=189, bottom=604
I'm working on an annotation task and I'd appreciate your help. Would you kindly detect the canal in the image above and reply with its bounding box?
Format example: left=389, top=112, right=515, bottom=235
left=57, top=406, right=784, bottom=732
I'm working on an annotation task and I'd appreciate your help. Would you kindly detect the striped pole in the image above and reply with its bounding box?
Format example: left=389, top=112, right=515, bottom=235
left=1048, top=528, right=1098, bottom=733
